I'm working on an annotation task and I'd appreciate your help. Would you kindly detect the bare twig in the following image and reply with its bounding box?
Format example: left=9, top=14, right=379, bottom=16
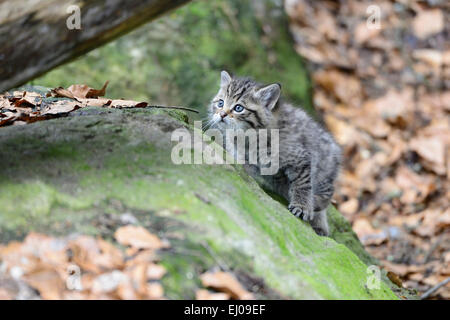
left=420, top=277, right=450, bottom=300
left=148, top=105, right=199, bottom=113
left=201, top=240, right=230, bottom=272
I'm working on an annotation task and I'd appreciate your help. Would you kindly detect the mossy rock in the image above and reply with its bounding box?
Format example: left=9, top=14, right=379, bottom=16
left=0, top=106, right=407, bottom=299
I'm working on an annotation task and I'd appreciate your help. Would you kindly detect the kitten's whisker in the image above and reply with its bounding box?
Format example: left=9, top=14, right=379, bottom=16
left=202, top=120, right=214, bottom=130
left=202, top=118, right=219, bottom=131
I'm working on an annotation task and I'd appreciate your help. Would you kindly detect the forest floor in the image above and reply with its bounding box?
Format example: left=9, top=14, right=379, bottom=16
left=286, top=0, right=449, bottom=299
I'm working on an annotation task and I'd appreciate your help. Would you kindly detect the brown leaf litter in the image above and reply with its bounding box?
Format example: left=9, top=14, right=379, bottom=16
left=287, top=0, right=449, bottom=299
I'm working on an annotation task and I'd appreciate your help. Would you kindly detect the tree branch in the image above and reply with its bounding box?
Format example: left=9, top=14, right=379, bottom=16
left=0, top=0, right=191, bottom=92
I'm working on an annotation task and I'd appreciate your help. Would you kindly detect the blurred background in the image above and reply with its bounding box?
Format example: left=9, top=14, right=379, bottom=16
left=29, top=0, right=313, bottom=118
left=7, top=0, right=450, bottom=298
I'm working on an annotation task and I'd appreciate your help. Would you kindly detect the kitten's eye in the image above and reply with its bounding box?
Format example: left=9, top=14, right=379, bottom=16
left=233, top=104, right=245, bottom=113
left=216, top=99, right=224, bottom=108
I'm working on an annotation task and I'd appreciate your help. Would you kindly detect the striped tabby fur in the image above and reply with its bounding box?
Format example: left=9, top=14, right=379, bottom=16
left=207, top=71, right=341, bottom=236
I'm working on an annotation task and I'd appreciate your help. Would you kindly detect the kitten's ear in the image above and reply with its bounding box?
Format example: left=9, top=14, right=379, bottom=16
left=220, top=70, right=232, bottom=88
left=255, top=83, right=281, bottom=111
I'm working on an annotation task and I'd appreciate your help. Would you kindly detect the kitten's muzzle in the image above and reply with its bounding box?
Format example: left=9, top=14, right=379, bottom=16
left=219, top=111, right=228, bottom=119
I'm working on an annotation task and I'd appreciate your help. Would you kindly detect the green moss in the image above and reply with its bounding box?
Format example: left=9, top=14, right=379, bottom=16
left=328, top=206, right=379, bottom=266
left=0, top=182, right=89, bottom=228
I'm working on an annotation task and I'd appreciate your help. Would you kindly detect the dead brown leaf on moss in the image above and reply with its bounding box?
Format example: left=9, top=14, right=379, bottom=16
left=200, top=271, right=254, bottom=300
left=387, top=271, right=403, bottom=288
left=66, top=81, right=109, bottom=99
left=0, top=81, right=181, bottom=127
left=108, top=100, right=148, bottom=108
left=46, top=82, right=108, bottom=100
left=114, top=225, right=169, bottom=251
left=78, top=98, right=112, bottom=107
left=196, top=289, right=230, bottom=300
left=40, top=100, right=81, bottom=115
left=146, top=263, right=167, bottom=280
left=23, top=268, right=65, bottom=300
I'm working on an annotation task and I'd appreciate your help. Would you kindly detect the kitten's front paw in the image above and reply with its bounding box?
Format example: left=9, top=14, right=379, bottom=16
left=313, top=226, right=329, bottom=237
left=288, top=203, right=314, bottom=221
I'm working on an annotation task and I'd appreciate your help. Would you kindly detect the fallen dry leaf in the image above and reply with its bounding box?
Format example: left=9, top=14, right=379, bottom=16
left=324, top=114, right=361, bottom=146
left=145, top=282, right=164, bottom=299
left=313, top=69, right=362, bottom=107
left=0, top=232, right=171, bottom=300
left=387, top=271, right=403, bottom=288
left=23, top=268, right=65, bottom=300
left=125, top=249, right=159, bottom=267
left=66, top=81, right=109, bottom=99
left=354, top=21, right=381, bottom=44
left=0, top=97, right=12, bottom=109
left=146, top=263, right=166, bottom=280
left=1, top=84, right=194, bottom=127
left=412, top=9, right=444, bottom=39
left=91, top=270, right=127, bottom=294
left=47, top=87, right=75, bottom=99
left=0, top=115, right=16, bottom=126
left=339, top=198, right=359, bottom=216
left=40, top=100, right=81, bottom=115
left=108, top=100, right=148, bottom=108
left=395, top=166, right=436, bottom=204
left=415, top=209, right=450, bottom=237
left=352, top=218, right=387, bottom=246
left=389, top=213, right=424, bottom=230
left=410, top=136, right=446, bottom=176
left=354, top=116, right=390, bottom=138
left=78, top=98, right=111, bottom=107
left=114, top=225, right=168, bottom=250
left=69, top=236, right=124, bottom=273
left=116, top=281, right=139, bottom=300
left=13, top=98, right=36, bottom=109
left=413, top=49, right=445, bottom=69
left=200, top=271, right=253, bottom=300
left=21, top=91, right=42, bottom=105
left=196, top=289, right=230, bottom=300
left=97, top=238, right=125, bottom=270
left=363, top=89, right=414, bottom=128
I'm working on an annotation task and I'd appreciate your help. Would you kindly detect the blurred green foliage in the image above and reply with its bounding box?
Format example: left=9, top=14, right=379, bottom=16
left=31, top=0, right=312, bottom=117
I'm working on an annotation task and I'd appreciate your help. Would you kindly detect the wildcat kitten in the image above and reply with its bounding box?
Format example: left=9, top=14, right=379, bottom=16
left=207, top=71, right=341, bottom=236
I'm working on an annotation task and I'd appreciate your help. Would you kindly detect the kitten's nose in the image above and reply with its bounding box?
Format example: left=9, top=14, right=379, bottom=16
left=219, top=111, right=227, bottom=119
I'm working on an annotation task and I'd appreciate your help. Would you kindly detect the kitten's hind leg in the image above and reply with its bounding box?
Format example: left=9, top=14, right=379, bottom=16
left=311, top=209, right=329, bottom=236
